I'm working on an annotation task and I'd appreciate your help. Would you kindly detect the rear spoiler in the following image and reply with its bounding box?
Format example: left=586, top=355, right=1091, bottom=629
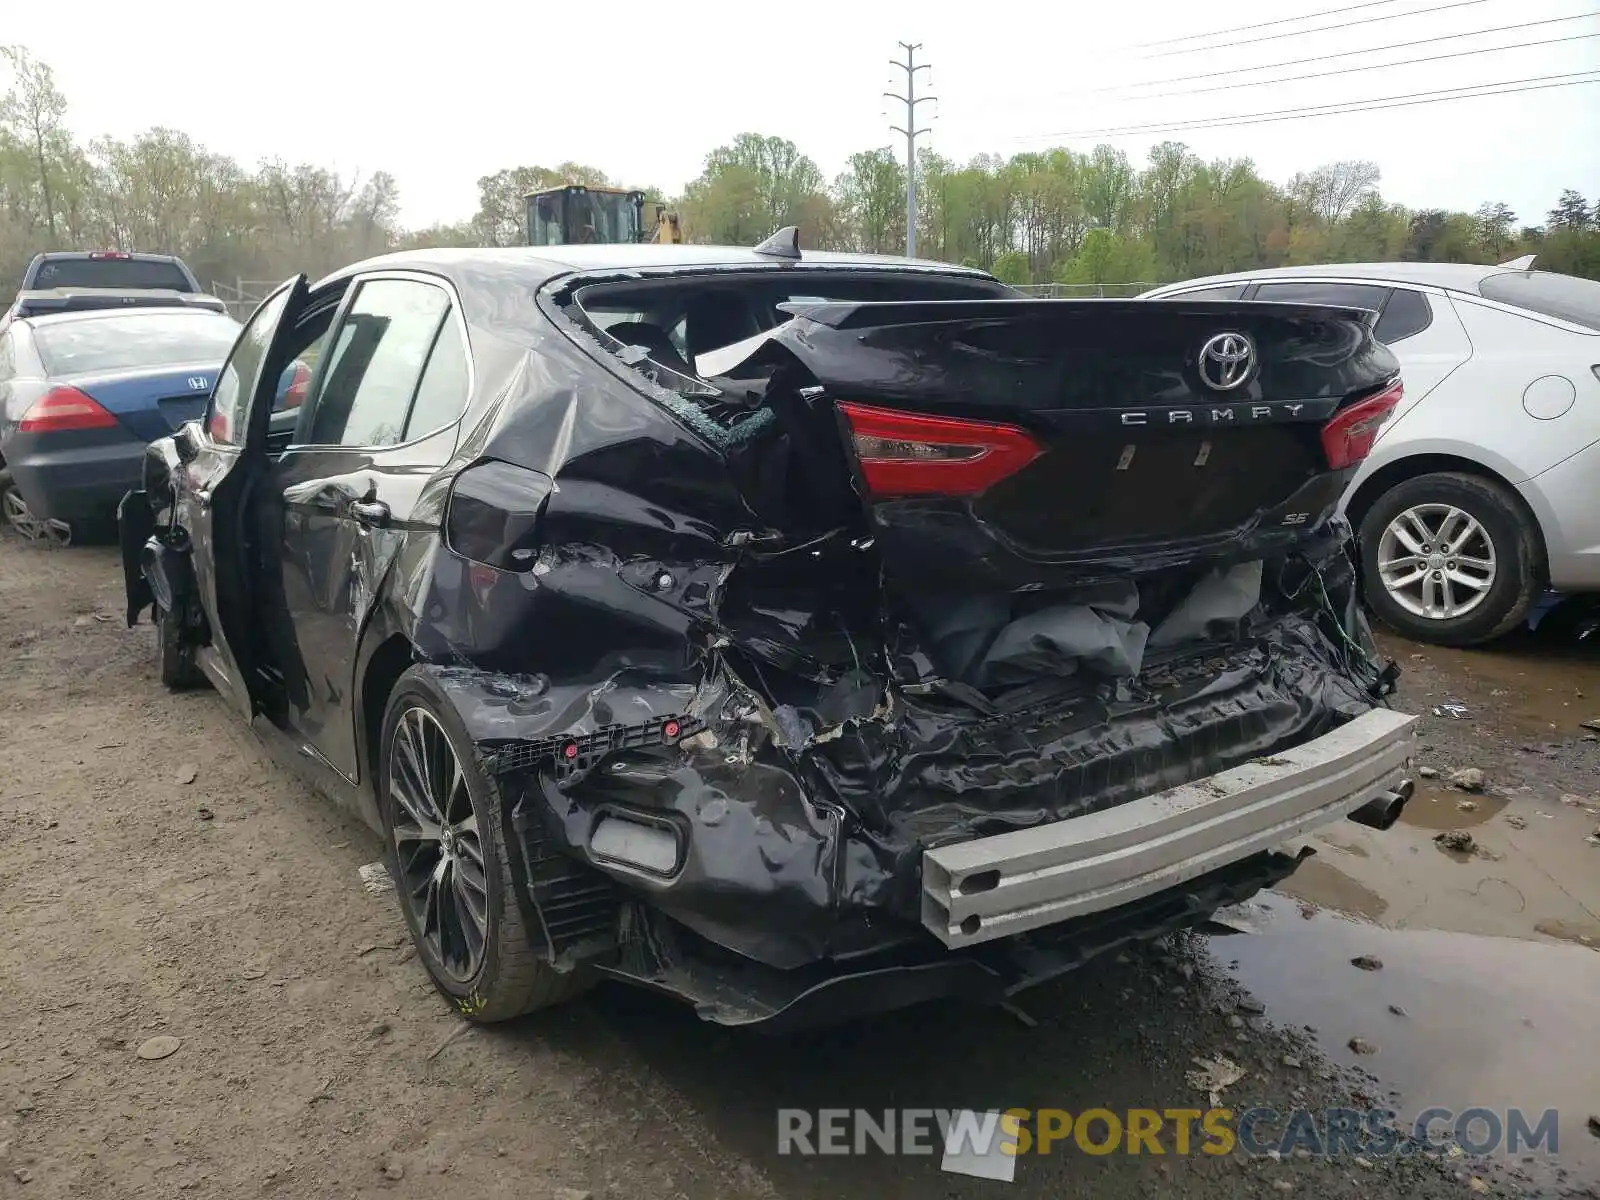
left=766, top=297, right=1395, bottom=415
left=777, top=297, right=1381, bottom=331
left=8, top=288, right=228, bottom=321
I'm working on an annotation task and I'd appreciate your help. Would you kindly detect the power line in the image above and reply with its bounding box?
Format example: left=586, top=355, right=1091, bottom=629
left=1146, top=0, right=1493, bottom=58
left=1125, top=31, right=1600, bottom=102
left=1083, top=12, right=1600, bottom=97
left=1136, top=0, right=1410, bottom=49
left=1006, top=70, right=1600, bottom=142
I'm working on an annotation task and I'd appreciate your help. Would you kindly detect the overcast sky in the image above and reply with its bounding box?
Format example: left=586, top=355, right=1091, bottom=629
left=6, top=0, right=1598, bottom=230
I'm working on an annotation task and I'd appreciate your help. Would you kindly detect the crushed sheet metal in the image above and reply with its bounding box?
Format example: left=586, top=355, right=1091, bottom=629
left=450, top=594, right=1391, bottom=972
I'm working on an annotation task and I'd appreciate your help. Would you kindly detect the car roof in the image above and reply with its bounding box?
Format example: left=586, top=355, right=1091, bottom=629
left=317, top=243, right=994, bottom=291
left=1146, top=262, right=1508, bottom=294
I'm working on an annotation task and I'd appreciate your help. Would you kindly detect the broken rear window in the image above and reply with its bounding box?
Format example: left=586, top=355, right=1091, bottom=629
left=570, top=270, right=1010, bottom=405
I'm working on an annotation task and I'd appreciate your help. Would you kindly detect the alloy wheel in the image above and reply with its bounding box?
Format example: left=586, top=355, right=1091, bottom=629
left=1377, top=502, right=1497, bottom=621
left=388, top=707, right=490, bottom=983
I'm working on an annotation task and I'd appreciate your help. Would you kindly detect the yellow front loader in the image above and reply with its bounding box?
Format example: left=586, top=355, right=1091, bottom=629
left=525, top=185, right=682, bottom=246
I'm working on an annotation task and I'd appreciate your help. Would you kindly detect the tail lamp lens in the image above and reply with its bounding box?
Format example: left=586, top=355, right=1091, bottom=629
left=18, top=386, right=117, bottom=433
left=837, top=402, right=1043, bottom=497
left=1321, top=380, right=1402, bottom=470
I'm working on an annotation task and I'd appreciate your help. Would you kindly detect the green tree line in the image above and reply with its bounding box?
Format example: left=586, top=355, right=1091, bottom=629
left=5, top=45, right=1597, bottom=296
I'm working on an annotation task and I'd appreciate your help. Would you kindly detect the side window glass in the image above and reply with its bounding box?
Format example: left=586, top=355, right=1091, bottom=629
left=306, top=279, right=449, bottom=448
left=1375, top=288, right=1433, bottom=344
left=1253, top=282, right=1391, bottom=312
left=404, top=320, right=470, bottom=440
left=1170, top=284, right=1248, bottom=301
left=208, top=285, right=292, bottom=445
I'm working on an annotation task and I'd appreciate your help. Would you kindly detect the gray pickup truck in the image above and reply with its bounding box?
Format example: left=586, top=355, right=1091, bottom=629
left=19, top=250, right=202, bottom=294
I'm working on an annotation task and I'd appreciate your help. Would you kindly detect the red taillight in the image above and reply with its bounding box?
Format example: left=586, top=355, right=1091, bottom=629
left=18, top=386, right=118, bottom=433
left=1321, top=380, right=1402, bottom=470
left=838, top=402, right=1043, bottom=498
left=283, top=361, right=311, bottom=408
left=87, top=250, right=131, bottom=260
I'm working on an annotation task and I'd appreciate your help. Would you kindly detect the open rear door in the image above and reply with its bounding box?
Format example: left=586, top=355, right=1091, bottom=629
left=770, top=298, right=1401, bottom=594
left=183, top=275, right=310, bottom=717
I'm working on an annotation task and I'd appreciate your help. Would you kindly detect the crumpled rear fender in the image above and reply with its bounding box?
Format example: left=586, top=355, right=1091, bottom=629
left=418, top=662, right=857, bottom=970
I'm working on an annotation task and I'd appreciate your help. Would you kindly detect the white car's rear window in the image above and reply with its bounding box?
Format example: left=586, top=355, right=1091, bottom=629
left=33, top=311, right=241, bottom=375
left=1478, top=271, right=1600, bottom=332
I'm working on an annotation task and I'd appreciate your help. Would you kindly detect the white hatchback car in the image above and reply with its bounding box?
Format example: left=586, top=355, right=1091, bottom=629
left=1142, top=261, right=1600, bottom=646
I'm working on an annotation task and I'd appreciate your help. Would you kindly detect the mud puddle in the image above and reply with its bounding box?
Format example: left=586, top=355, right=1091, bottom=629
left=1216, top=898, right=1600, bottom=1189
left=1396, top=786, right=1510, bottom=830
left=1213, top=748, right=1600, bottom=1189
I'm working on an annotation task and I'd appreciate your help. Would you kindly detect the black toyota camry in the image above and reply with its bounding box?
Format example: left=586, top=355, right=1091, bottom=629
left=119, top=233, right=1416, bottom=1029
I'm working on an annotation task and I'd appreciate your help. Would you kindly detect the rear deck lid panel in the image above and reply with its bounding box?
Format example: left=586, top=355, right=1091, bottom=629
left=768, top=298, right=1398, bottom=592
left=69, top=367, right=220, bottom=442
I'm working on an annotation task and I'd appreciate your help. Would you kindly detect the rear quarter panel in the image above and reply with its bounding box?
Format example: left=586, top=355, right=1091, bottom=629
left=1347, top=297, right=1600, bottom=492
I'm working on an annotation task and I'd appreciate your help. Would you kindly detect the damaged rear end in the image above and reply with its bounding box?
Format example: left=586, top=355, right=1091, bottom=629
left=466, top=287, right=1414, bottom=1028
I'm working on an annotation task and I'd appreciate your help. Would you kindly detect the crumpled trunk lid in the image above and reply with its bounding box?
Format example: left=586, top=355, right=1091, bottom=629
left=768, top=297, right=1398, bottom=594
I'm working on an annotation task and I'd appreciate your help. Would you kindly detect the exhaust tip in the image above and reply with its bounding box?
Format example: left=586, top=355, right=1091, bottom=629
left=1348, top=786, right=1411, bottom=832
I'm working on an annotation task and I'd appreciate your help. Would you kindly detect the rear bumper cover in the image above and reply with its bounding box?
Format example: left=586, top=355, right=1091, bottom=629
left=598, top=844, right=1313, bottom=1031
left=5, top=430, right=145, bottom=522
left=598, top=708, right=1412, bottom=1028
left=438, top=599, right=1398, bottom=987
left=922, top=707, right=1416, bottom=947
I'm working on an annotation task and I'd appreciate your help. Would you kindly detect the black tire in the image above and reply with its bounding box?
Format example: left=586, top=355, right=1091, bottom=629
left=156, top=602, right=204, bottom=690
left=378, top=665, right=589, bottom=1022
left=1358, top=471, right=1540, bottom=647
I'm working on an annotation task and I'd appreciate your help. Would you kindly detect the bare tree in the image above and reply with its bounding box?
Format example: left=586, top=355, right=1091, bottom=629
left=1310, top=161, right=1381, bottom=224
left=1, top=45, right=69, bottom=239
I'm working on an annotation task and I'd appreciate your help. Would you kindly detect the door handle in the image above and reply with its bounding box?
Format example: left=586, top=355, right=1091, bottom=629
left=349, top=499, right=390, bottom=528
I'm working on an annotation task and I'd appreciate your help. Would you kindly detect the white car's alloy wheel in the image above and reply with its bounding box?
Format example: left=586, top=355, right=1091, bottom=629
left=1377, top=503, right=1497, bottom=621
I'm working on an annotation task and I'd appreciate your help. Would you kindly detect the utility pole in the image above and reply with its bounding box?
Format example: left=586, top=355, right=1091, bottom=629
left=885, top=42, right=934, bottom=258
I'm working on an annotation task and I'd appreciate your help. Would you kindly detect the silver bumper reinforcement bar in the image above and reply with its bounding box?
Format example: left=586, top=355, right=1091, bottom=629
left=922, top=708, right=1418, bottom=948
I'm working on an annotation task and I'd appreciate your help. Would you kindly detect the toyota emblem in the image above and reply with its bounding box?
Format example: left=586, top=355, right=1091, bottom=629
left=1197, top=332, right=1254, bottom=391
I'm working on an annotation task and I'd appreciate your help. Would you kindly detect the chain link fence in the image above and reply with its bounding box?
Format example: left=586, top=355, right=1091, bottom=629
left=208, top=279, right=279, bottom=321
left=1009, top=282, right=1153, bottom=298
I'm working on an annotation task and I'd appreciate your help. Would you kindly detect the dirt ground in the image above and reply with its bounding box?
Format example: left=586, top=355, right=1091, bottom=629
left=2, top=533, right=1597, bottom=1200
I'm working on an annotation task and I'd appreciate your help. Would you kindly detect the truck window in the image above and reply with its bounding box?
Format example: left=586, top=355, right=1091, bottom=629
left=31, top=258, right=193, bottom=291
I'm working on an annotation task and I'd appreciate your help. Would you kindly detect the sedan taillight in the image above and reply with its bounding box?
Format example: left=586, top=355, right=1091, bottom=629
left=1321, top=380, right=1402, bottom=470
left=837, top=402, right=1043, bottom=498
left=19, top=386, right=118, bottom=433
